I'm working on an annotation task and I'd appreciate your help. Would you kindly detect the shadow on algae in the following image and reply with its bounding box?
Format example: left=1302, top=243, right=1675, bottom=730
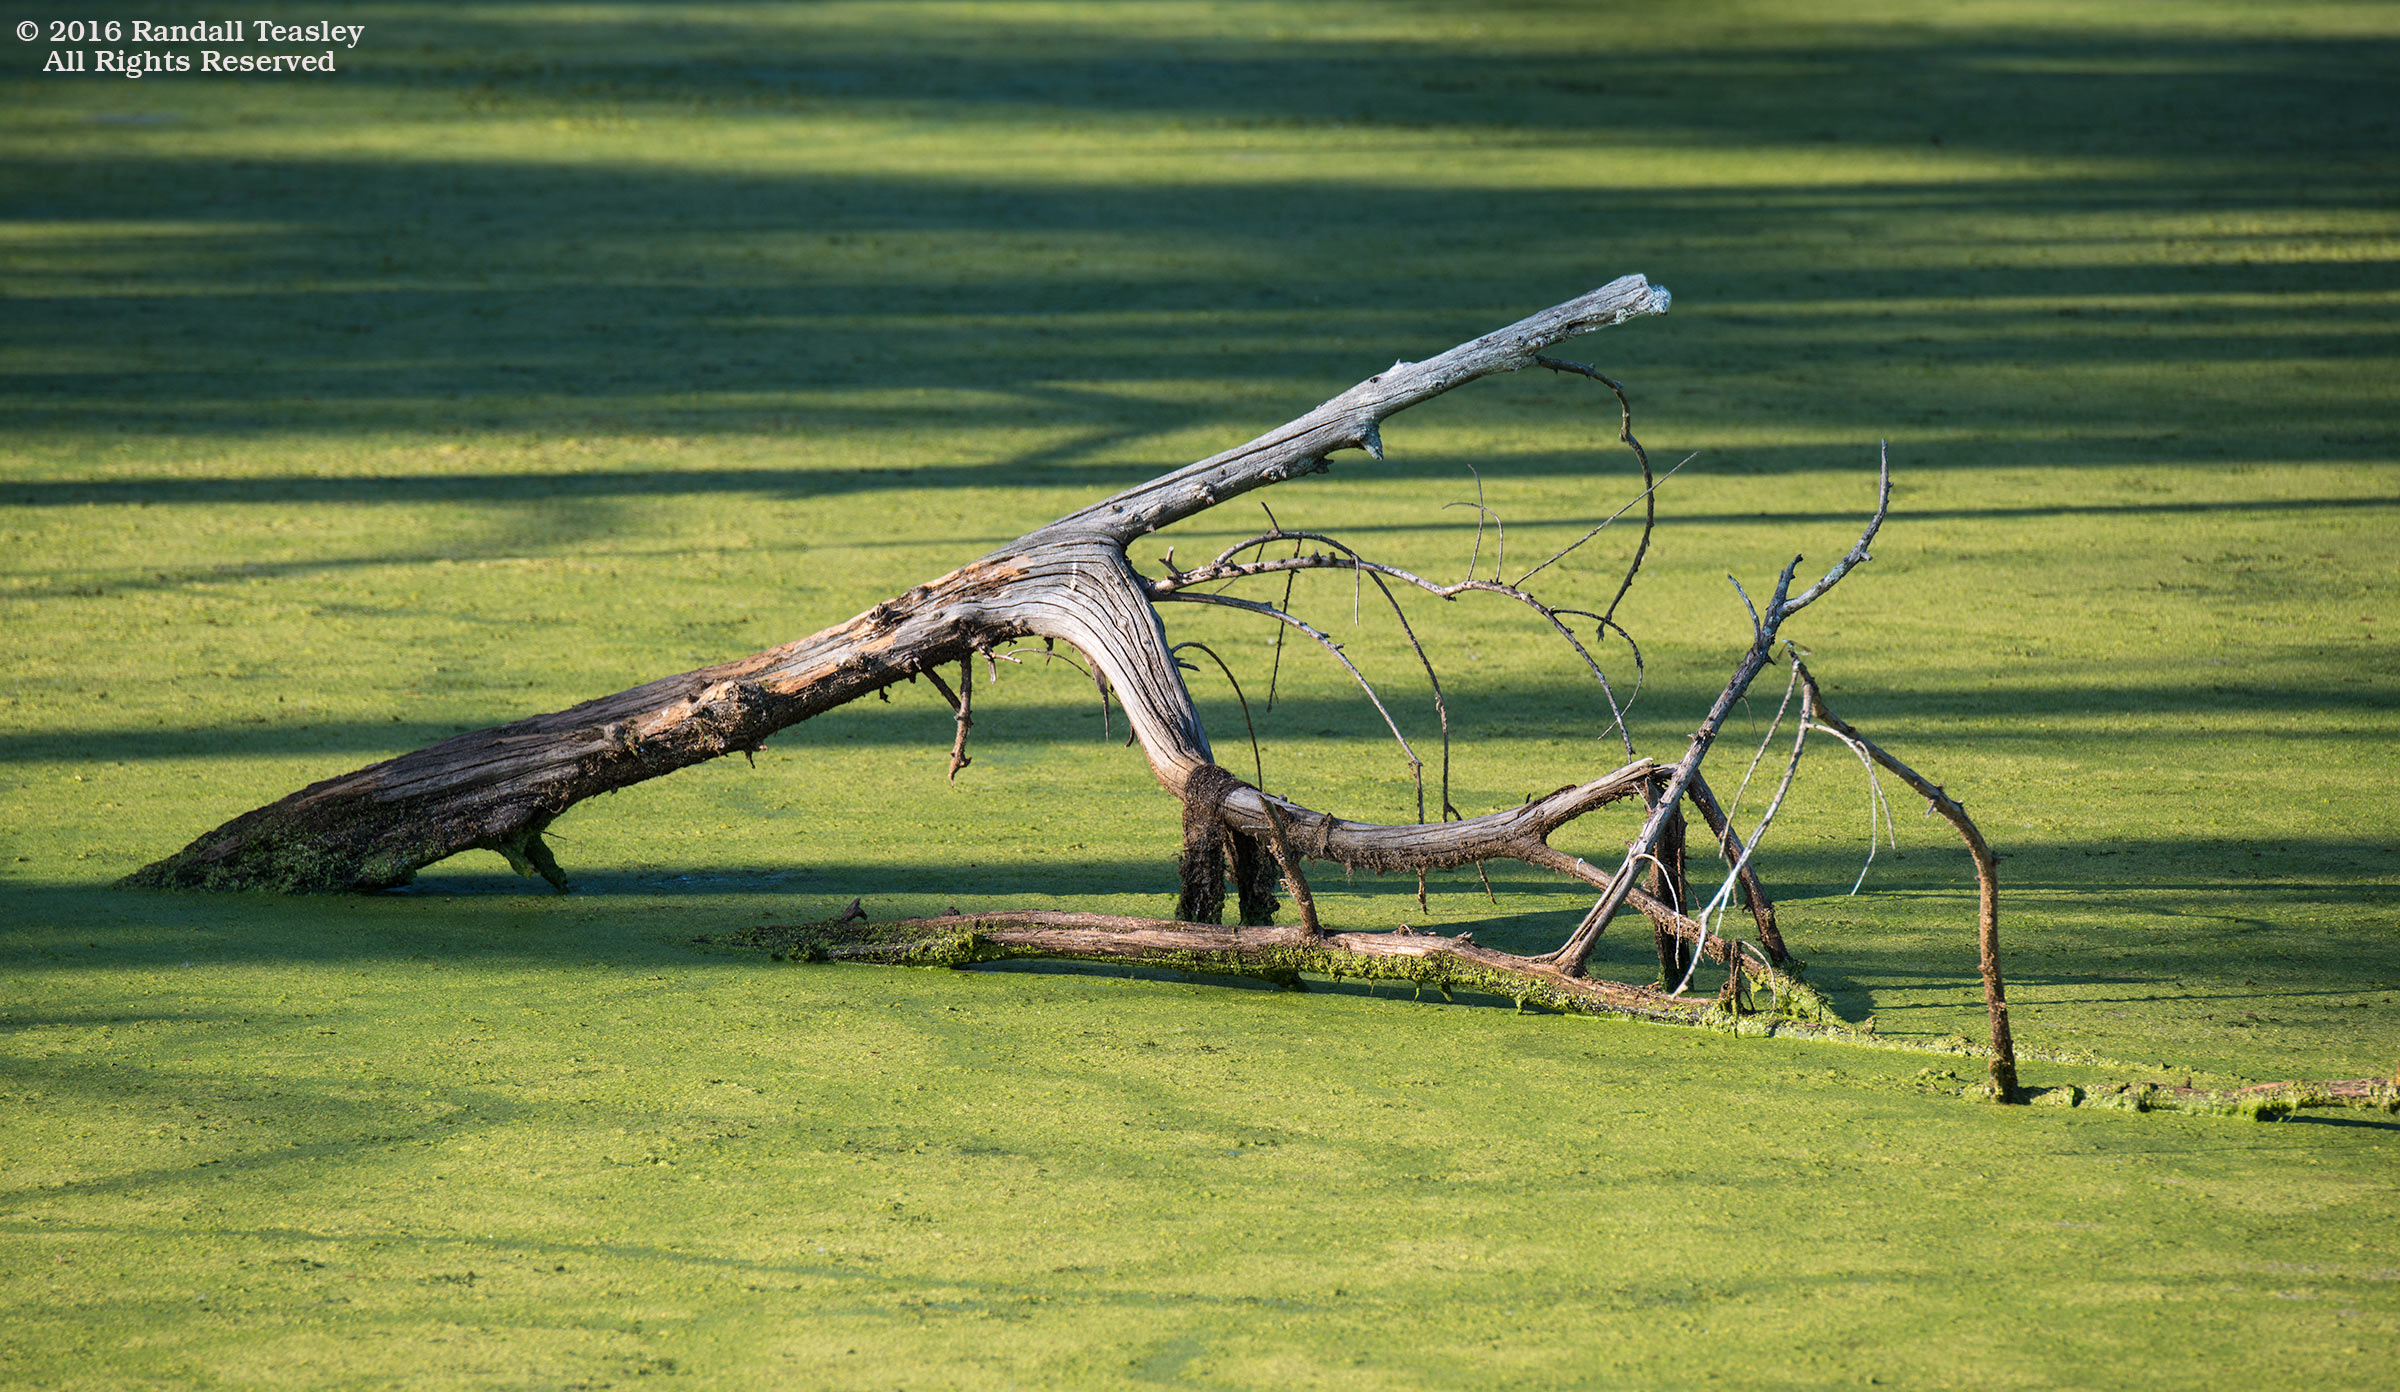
left=4, top=2, right=2399, bottom=1387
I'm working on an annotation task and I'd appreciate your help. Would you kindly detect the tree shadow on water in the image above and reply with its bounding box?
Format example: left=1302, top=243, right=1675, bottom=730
left=4, top=11, right=2392, bottom=465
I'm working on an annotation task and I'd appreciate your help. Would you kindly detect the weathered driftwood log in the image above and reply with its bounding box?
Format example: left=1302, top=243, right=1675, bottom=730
left=126, top=277, right=1675, bottom=894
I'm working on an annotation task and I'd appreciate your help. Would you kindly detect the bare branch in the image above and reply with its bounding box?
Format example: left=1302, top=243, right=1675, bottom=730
left=1794, top=660, right=2018, bottom=1098
left=1158, top=589, right=1424, bottom=803
left=919, top=662, right=975, bottom=784
left=1781, top=444, right=1892, bottom=616
left=1033, top=275, right=1671, bottom=548
left=1258, top=799, right=1321, bottom=937
left=1729, top=574, right=1762, bottom=635
left=1544, top=451, right=1893, bottom=975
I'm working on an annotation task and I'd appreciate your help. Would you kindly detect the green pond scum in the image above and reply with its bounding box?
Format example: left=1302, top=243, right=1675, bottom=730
left=4, top=0, right=2397, bottom=1386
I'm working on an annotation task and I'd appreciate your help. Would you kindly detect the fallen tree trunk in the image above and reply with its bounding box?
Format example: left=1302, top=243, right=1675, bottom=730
left=127, top=276, right=2046, bottom=1093
left=125, top=276, right=1673, bottom=894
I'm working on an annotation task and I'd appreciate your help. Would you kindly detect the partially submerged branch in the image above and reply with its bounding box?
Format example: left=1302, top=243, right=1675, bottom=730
left=715, top=910, right=2396, bottom=1120
left=1795, top=660, right=2019, bottom=1098
left=722, top=910, right=1823, bottom=1030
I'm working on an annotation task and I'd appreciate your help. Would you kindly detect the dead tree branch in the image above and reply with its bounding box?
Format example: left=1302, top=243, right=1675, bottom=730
left=126, top=277, right=1671, bottom=894
left=727, top=911, right=1798, bottom=1029
left=117, top=277, right=2079, bottom=1100
left=1543, top=446, right=1890, bottom=976
left=1794, top=660, right=2019, bottom=1098
left=1682, top=770, right=1785, bottom=960
left=921, top=661, right=975, bottom=783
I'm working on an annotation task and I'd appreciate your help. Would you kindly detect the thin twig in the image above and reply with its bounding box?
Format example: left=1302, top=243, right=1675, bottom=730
left=1444, top=461, right=1501, bottom=583
left=1159, top=589, right=1424, bottom=799
left=1171, top=641, right=1265, bottom=790
left=1175, top=533, right=1457, bottom=817
left=1725, top=660, right=1802, bottom=832
left=1571, top=610, right=1648, bottom=709
left=994, top=642, right=1094, bottom=683
left=1808, top=719, right=1900, bottom=894
left=1510, top=453, right=1695, bottom=590
left=1266, top=535, right=1301, bottom=710
left=1154, top=538, right=1638, bottom=753
left=920, top=664, right=975, bottom=783
left=1730, top=574, right=1762, bottom=635
left=1533, top=356, right=1663, bottom=626
left=1627, top=850, right=1682, bottom=913
left=1677, top=676, right=1810, bottom=992
left=1360, top=572, right=1445, bottom=823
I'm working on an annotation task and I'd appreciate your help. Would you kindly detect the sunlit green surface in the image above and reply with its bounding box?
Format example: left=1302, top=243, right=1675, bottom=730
left=4, top=2, right=2397, bottom=1386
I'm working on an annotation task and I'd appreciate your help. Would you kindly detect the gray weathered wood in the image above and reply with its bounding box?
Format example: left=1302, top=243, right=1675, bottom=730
left=126, top=278, right=1672, bottom=893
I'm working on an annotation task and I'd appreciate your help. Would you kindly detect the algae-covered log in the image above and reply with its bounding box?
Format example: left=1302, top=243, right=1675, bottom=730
left=720, top=909, right=2400, bottom=1121
left=718, top=910, right=1845, bottom=1030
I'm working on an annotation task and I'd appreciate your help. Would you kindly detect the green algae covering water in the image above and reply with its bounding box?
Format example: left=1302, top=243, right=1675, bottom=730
left=5, top=1, right=2398, bottom=1386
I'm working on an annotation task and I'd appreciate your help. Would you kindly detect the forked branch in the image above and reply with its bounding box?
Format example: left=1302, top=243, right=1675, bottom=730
left=1544, top=448, right=1890, bottom=976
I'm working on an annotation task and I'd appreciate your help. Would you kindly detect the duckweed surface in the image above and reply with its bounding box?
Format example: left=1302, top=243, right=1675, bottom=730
left=5, top=2, right=2397, bottom=1386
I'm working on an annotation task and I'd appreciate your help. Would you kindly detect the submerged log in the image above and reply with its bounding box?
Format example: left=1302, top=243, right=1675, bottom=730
left=716, top=910, right=1842, bottom=1030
